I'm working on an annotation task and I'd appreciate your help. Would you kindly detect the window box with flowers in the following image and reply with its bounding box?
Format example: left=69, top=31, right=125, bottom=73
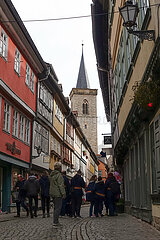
left=133, top=78, right=160, bottom=111
left=83, top=150, right=87, bottom=156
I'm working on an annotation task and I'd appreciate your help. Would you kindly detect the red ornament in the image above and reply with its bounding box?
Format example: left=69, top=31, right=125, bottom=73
left=148, top=103, right=153, bottom=107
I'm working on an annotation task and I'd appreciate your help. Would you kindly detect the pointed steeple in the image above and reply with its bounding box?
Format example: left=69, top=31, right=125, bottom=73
left=76, top=44, right=90, bottom=89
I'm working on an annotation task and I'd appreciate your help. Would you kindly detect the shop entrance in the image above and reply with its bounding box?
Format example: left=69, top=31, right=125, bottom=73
left=0, top=167, right=3, bottom=209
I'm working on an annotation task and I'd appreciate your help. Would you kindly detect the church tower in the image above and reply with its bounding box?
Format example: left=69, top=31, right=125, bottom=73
left=70, top=45, right=98, bottom=154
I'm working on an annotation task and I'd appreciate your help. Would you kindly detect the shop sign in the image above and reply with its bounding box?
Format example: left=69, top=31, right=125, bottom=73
left=104, top=136, right=112, bottom=145
left=6, top=141, right=21, bottom=155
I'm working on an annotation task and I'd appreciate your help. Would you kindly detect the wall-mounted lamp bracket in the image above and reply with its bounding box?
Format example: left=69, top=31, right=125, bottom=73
left=128, top=29, right=155, bottom=41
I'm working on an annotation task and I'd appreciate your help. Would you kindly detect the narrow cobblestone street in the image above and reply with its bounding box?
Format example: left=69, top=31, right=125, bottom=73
left=0, top=205, right=160, bottom=240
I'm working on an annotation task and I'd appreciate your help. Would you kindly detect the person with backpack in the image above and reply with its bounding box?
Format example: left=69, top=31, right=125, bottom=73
left=86, top=175, right=97, bottom=217
left=105, top=172, right=121, bottom=216
left=24, top=173, right=40, bottom=218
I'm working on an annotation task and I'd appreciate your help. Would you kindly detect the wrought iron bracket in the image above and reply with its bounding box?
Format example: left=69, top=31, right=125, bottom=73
left=128, top=29, right=155, bottom=41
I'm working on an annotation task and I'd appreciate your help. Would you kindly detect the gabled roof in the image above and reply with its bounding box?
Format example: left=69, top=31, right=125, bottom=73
left=76, top=46, right=90, bottom=89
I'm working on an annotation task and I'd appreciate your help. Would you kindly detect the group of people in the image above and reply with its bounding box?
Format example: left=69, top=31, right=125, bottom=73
left=14, top=162, right=121, bottom=227
left=86, top=172, right=121, bottom=217
left=14, top=171, right=49, bottom=219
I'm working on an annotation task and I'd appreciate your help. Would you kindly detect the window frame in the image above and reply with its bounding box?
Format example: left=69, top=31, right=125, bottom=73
left=25, top=118, right=30, bottom=144
left=12, top=109, right=19, bottom=138
left=3, top=101, right=11, bottom=133
left=0, top=28, right=8, bottom=61
left=25, top=63, right=31, bottom=86
left=82, top=99, right=88, bottom=115
left=14, top=48, right=21, bottom=75
left=55, top=103, right=63, bottom=124
left=30, top=71, right=35, bottom=93
left=19, top=114, right=25, bottom=141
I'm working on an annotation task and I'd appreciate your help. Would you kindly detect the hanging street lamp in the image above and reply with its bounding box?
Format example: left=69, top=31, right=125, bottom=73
left=119, top=0, right=155, bottom=41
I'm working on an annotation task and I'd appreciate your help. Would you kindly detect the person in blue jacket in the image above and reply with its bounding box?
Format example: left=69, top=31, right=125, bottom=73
left=71, top=169, right=85, bottom=218
left=86, top=175, right=97, bottom=217
left=94, top=176, right=105, bottom=217
left=39, top=171, right=50, bottom=218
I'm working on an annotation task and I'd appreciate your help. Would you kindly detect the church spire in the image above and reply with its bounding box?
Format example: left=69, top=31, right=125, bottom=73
left=76, top=44, right=90, bottom=89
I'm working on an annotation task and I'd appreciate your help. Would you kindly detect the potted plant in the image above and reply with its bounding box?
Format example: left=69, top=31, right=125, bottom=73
left=133, top=78, right=160, bottom=110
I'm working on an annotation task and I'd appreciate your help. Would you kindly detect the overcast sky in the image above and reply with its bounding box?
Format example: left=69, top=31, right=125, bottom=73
left=11, top=0, right=111, bottom=149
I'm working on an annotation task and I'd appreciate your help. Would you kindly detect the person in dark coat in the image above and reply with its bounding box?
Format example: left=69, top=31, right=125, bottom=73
left=86, top=175, right=97, bottom=217
left=39, top=171, right=50, bottom=218
left=94, top=176, right=105, bottom=217
left=60, top=171, right=71, bottom=216
left=24, top=173, right=40, bottom=218
left=71, top=169, right=85, bottom=218
left=14, top=174, right=29, bottom=217
left=105, top=172, right=121, bottom=216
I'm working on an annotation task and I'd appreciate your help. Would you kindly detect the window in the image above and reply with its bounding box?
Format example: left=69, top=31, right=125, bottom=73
left=57, top=142, right=61, bottom=155
left=98, top=170, right=102, bottom=177
left=82, top=99, right=88, bottom=114
left=25, top=63, right=30, bottom=86
left=19, top=114, right=25, bottom=141
left=0, top=28, right=8, bottom=60
left=141, top=0, right=149, bottom=16
left=25, top=119, right=30, bottom=144
left=84, top=124, right=87, bottom=129
left=55, top=103, right=63, bottom=123
left=3, top=101, right=11, bottom=133
left=14, top=48, right=21, bottom=74
left=34, top=123, right=49, bottom=154
left=12, top=109, right=19, bottom=138
left=30, top=71, right=35, bottom=92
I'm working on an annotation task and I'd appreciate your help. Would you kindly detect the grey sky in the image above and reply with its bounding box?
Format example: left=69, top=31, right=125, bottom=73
left=11, top=0, right=111, bottom=148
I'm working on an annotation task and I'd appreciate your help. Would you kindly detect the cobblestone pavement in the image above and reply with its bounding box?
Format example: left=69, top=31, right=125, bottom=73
left=0, top=205, right=160, bottom=240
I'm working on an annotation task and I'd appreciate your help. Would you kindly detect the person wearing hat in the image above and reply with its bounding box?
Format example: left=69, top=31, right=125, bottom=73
left=14, top=174, right=29, bottom=217
left=70, top=169, right=86, bottom=218
left=49, top=162, right=66, bottom=227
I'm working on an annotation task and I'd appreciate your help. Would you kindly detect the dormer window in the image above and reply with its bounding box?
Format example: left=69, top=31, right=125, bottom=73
left=82, top=99, right=88, bottom=115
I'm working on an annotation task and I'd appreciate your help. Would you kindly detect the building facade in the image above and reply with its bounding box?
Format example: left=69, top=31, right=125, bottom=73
left=92, top=0, right=160, bottom=230
left=0, top=0, right=47, bottom=211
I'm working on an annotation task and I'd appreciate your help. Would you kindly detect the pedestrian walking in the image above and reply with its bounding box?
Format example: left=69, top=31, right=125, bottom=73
left=105, top=172, right=121, bottom=216
left=70, top=169, right=85, bottom=218
left=60, top=171, right=71, bottom=217
left=24, top=173, right=40, bottom=218
left=14, top=174, right=29, bottom=217
left=94, top=176, right=105, bottom=217
left=49, top=162, right=66, bottom=228
left=86, top=175, right=97, bottom=217
left=39, top=171, right=50, bottom=218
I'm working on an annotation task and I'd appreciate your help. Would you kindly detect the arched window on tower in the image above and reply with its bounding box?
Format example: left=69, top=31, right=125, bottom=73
left=82, top=99, right=88, bottom=115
